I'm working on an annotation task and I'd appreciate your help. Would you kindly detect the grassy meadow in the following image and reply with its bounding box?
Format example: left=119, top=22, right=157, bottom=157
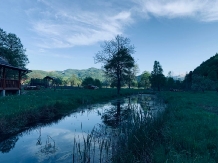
left=153, top=91, right=218, bottom=162
left=102, top=91, right=218, bottom=163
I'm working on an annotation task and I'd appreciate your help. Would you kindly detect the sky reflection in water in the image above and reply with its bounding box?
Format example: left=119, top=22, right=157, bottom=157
left=0, top=95, right=162, bottom=163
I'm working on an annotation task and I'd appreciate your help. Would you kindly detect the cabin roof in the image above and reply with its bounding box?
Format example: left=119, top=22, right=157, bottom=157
left=0, top=56, right=31, bottom=72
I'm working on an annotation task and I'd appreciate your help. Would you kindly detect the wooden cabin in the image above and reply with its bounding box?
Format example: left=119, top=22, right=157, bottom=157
left=30, top=76, right=56, bottom=88
left=0, top=57, right=31, bottom=96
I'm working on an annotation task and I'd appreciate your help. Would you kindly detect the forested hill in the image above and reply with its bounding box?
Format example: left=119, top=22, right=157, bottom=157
left=27, top=67, right=105, bottom=81
left=193, top=53, right=218, bottom=81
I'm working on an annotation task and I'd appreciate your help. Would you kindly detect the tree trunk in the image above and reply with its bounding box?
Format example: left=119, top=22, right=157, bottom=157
left=117, top=70, right=121, bottom=95
left=116, top=101, right=121, bottom=126
left=117, top=78, right=120, bottom=95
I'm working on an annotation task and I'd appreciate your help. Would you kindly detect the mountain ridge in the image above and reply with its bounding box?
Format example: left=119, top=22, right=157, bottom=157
left=27, top=67, right=105, bottom=81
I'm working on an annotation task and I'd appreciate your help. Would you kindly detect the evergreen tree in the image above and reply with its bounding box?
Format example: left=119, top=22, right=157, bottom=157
left=150, top=61, right=165, bottom=91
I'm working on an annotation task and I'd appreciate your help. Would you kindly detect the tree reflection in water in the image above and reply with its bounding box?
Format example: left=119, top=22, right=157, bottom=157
left=101, top=98, right=133, bottom=128
left=0, top=94, right=163, bottom=162
left=0, top=135, right=19, bottom=153
left=79, top=95, right=164, bottom=163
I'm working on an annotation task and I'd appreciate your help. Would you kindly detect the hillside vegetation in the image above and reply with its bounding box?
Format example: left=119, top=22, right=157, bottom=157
left=27, top=67, right=105, bottom=81
left=193, top=53, right=218, bottom=81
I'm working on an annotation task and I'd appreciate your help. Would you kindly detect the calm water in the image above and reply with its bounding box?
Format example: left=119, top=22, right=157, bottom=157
left=0, top=94, right=164, bottom=163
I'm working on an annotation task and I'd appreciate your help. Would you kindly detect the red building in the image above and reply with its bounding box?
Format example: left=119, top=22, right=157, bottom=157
left=0, top=57, right=31, bottom=96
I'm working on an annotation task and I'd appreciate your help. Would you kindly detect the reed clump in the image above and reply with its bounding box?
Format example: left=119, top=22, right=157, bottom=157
left=72, top=94, right=165, bottom=163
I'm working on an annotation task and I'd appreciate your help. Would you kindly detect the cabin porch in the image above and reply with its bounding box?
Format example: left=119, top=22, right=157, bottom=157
left=0, top=56, right=31, bottom=97
left=0, top=79, right=20, bottom=96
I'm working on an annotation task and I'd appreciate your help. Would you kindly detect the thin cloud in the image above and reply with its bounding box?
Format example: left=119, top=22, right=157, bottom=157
left=27, top=1, right=133, bottom=48
left=26, top=0, right=218, bottom=49
left=133, top=0, right=218, bottom=21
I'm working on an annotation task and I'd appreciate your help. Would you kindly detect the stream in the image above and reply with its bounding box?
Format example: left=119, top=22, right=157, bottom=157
left=0, top=94, right=164, bottom=163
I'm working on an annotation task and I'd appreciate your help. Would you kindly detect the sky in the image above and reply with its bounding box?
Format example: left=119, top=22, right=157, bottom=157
left=0, top=0, right=218, bottom=76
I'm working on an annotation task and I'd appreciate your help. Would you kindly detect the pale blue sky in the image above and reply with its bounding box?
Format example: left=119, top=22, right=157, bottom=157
left=0, top=0, right=218, bottom=75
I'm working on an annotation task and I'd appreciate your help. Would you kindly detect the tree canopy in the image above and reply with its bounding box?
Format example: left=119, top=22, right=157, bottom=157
left=138, top=71, right=151, bottom=89
left=150, top=61, right=165, bottom=91
left=94, top=35, right=135, bottom=94
left=0, top=28, right=29, bottom=68
left=183, top=53, right=218, bottom=91
left=193, top=53, right=218, bottom=81
left=68, top=74, right=81, bottom=86
left=82, top=77, right=102, bottom=88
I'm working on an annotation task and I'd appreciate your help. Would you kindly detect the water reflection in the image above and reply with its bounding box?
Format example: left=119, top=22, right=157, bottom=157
left=102, top=99, right=132, bottom=128
left=0, top=135, right=19, bottom=153
left=38, top=135, right=57, bottom=157
left=35, top=128, right=57, bottom=160
left=36, top=128, right=42, bottom=146
left=0, top=94, right=164, bottom=163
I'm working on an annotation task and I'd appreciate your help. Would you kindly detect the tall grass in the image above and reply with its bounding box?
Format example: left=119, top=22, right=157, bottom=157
left=154, top=91, right=218, bottom=163
left=71, top=91, right=218, bottom=163
left=71, top=94, right=165, bottom=163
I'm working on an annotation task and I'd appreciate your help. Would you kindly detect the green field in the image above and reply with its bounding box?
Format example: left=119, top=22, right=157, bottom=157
left=155, top=91, right=218, bottom=162
left=128, top=91, right=218, bottom=163
left=107, top=91, right=218, bottom=162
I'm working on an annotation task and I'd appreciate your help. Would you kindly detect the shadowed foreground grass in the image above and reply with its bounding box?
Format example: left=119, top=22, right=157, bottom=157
left=154, top=91, right=218, bottom=162
left=104, top=91, right=218, bottom=162
left=0, top=88, right=144, bottom=139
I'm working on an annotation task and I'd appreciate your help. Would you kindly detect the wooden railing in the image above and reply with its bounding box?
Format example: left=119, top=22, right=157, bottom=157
left=0, top=79, right=19, bottom=89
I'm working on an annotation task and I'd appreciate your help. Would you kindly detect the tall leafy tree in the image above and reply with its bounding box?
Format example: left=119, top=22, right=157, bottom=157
left=150, top=61, right=165, bottom=91
left=125, top=64, right=139, bottom=89
left=82, top=77, right=95, bottom=86
left=139, top=71, right=151, bottom=89
left=94, top=35, right=135, bottom=94
left=94, top=79, right=102, bottom=88
left=0, top=28, right=29, bottom=68
left=81, top=77, right=102, bottom=88
left=68, top=74, right=81, bottom=86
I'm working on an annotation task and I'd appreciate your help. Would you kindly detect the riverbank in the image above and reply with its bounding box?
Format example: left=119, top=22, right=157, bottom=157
left=152, top=91, right=218, bottom=162
left=110, top=91, right=218, bottom=162
left=156, top=91, right=218, bottom=162
left=0, top=88, right=145, bottom=141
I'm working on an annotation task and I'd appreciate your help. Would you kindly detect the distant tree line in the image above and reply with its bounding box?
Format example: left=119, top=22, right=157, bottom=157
left=2, top=27, right=217, bottom=93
